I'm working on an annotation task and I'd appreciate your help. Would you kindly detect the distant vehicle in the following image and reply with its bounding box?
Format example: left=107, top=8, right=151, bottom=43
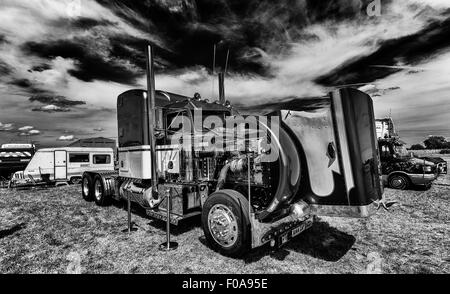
left=0, top=143, right=36, bottom=180
left=379, top=139, right=438, bottom=190
left=11, top=147, right=114, bottom=186
left=376, top=117, right=397, bottom=139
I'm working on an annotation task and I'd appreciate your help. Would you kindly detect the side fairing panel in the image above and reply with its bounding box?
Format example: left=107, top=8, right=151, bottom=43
left=118, top=147, right=152, bottom=179
left=282, top=108, right=340, bottom=197
left=281, top=88, right=383, bottom=217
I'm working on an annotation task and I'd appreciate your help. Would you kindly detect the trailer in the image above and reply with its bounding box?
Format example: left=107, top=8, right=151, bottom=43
left=81, top=45, right=384, bottom=257
left=11, top=147, right=114, bottom=187
left=0, top=143, right=36, bottom=180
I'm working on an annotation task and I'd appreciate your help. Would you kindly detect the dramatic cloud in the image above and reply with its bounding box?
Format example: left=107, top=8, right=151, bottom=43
left=18, top=126, right=34, bottom=131
left=29, top=95, right=85, bottom=107
left=1, top=0, right=450, bottom=147
left=0, top=122, right=14, bottom=131
left=58, top=135, right=75, bottom=141
left=19, top=129, right=41, bottom=136
left=317, top=17, right=450, bottom=86
left=32, top=105, right=71, bottom=113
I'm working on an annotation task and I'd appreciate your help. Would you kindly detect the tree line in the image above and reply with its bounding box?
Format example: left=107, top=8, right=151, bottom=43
left=409, top=136, right=450, bottom=151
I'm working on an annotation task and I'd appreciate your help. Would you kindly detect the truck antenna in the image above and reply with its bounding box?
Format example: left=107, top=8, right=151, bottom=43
left=211, top=44, right=216, bottom=100
left=224, top=49, right=230, bottom=75
left=217, top=49, right=229, bottom=104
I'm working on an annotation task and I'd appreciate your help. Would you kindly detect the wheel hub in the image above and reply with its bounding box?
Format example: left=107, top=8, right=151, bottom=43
left=94, top=180, right=102, bottom=201
left=208, top=204, right=238, bottom=248
left=392, top=177, right=405, bottom=188
left=82, top=178, right=90, bottom=196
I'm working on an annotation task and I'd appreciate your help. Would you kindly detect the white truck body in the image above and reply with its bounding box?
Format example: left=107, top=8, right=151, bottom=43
left=375, top=118, right=397, bottom=139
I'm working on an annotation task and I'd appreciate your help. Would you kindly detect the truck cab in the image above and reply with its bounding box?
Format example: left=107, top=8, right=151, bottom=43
left=378, top=138, right=438, bottom=189
left=84, top=87, right=384, bottom=256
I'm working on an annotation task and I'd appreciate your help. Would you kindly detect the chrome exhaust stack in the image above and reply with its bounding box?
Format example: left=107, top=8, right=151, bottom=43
left=146, top=45, right=159, bottom=202
left=218, top=72, right=225, bottom=105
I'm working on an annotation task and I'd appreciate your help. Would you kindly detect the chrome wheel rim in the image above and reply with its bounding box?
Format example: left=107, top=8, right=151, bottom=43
left=94, top=180, right=103, bottom=201
left=82, top=178, right=90, bottom=196
left=391, top=177, right=405, bottom=189
left=208, top=204, right=238, bottom=248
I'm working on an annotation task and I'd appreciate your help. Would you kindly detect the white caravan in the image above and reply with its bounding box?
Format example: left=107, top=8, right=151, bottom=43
left=11, top=147, right=114, bottom=185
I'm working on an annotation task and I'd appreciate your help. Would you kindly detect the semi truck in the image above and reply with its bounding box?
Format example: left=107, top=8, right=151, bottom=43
left=81, top=45, right=384, bottom=256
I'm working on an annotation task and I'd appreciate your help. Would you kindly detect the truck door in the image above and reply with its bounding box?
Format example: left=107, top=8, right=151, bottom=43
left=54, top=150, right=67, bottom=180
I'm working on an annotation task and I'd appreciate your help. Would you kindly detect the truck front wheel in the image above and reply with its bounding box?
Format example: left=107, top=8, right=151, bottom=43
left=388, top=174, right=410, bottom=190
left=201, top=190, right=251, bottom=257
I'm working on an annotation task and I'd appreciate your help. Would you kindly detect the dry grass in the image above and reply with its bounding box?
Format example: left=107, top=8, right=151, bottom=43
left=0, top=175, right=449, bottom=274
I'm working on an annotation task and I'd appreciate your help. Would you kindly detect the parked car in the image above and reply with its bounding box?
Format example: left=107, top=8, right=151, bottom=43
left=379, top=139, right=438, bottom=189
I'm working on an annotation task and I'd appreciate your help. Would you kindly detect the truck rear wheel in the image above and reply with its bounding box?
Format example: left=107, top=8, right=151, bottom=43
left=93, top=175, right=110, bottom=206
left=82, top=174, right=93, bottom=201
left=201, top=190, right=251, bottom=257
left=388, top=174, right=409, bottom=190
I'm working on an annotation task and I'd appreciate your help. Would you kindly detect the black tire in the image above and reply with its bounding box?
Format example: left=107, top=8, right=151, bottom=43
left=201, top=189, right=251, bottom=257
left=93, top=175, right=110, bottom=206
left=81, top=174, right=93, bottom=201
left=388, top=174, right=410, bottom=190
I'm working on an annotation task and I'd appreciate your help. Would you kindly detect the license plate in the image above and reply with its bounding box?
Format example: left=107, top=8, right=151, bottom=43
left=279, top=217, right=314, bottom=246
left=292, top=225, right=305, bottom=238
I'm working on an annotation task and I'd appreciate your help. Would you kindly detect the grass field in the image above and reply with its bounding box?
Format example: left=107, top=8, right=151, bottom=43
left=1, top=175, right=449, bottom=274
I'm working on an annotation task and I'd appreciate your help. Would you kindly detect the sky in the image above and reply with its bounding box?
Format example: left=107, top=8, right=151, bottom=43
left=0, top=0, right=450, bottom=147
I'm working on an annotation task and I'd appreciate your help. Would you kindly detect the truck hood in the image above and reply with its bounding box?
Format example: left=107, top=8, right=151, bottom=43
left=407, top=157, right=436, bottom=166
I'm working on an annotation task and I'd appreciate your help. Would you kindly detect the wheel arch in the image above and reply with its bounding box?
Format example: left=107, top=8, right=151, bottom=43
left=387, top=171, right=412, bottom=188
left=387, top=171, right=411, bottom=182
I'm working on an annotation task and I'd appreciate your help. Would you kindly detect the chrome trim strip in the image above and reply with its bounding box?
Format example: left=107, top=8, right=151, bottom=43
left=118, top=145, right=151, bottom=152
left=331, top=90, right=354, bottom=198
left=309, top=203, right=378, bottom=218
